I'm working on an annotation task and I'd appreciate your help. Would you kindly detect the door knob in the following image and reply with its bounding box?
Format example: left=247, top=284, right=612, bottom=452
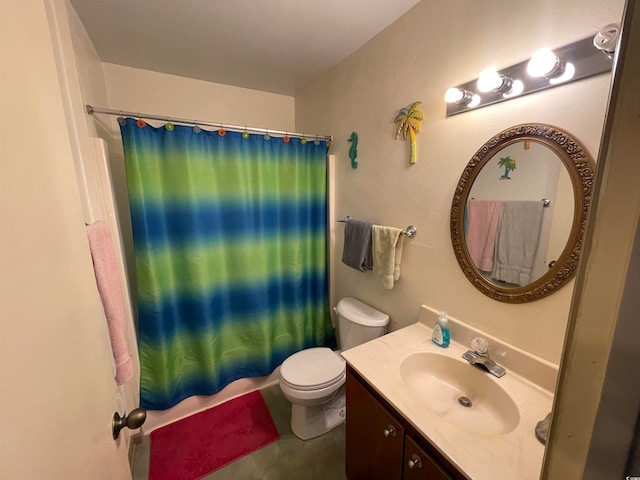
left=383, top=425, right=396, bottom=438
left=112, top=408, right=147, bottom=439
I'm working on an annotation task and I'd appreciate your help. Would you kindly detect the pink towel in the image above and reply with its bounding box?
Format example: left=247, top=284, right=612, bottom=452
left=87, top=221, right=133, bottom=385
left=466, top=200, right=501, bottom=272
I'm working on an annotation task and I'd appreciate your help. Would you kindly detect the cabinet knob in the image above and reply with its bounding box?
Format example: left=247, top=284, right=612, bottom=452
left=383, top=425, right=396, bottom=438
left=408, top=454, right=423, bottom=470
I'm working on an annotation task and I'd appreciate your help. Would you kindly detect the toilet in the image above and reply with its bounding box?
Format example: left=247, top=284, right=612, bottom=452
left=279, top=297, right=390, bottom=440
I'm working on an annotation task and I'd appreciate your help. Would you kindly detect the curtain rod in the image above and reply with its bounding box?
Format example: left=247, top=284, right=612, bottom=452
left=85, top=105, right=332, bottom=142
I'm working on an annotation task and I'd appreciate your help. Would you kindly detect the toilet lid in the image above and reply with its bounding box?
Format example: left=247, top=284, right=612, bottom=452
left=280, top=347, right=345, bottom=390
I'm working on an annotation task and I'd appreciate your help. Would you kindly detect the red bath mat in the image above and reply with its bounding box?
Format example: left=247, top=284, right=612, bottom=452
left=149, top=390, right=280, bottom=480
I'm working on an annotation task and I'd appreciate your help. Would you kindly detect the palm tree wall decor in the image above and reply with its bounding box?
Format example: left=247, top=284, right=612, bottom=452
left=394, top=101, right=423, bottom=164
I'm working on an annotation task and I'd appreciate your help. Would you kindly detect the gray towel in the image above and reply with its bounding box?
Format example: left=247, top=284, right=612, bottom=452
left=342, top=220, right=373, bottom=271
left=535, top=412, right=551, bottom=445
left=492, top=201, right=544, bottom=286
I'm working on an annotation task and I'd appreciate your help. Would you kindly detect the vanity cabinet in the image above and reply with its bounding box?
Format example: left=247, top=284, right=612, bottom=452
left=345, top=366, right=465, bottom=480
left=345, top=365, right=405, bottom=479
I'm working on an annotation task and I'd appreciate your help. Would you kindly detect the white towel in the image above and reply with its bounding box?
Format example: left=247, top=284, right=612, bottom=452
left=491, top=201, right=544, bottom=286
left=372, top=225, right=404, bottom=289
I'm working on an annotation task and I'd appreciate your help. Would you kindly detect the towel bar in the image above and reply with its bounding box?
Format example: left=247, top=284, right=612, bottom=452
left=470, top=198, right=551, bottom=207
left=337, top=216, right=417, bottom=238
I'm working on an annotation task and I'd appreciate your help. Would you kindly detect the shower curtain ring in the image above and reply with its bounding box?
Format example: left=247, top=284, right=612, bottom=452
left=136, top=114, right=146, bottom=128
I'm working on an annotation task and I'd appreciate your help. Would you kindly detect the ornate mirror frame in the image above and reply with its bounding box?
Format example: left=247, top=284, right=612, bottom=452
left=450, top=123, right=595, bottom=303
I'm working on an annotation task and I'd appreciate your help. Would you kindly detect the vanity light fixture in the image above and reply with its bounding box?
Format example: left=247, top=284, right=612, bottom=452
left=445, top=24, right=617, bottom=117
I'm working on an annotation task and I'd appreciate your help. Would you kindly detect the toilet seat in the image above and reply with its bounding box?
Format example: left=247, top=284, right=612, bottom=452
left=280, top=347, right=345, bottom=391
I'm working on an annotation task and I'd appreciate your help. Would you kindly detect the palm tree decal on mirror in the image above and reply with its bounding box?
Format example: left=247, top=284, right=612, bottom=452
left=394, top=101, right=423, bottom=164
left=498, top=156, right=517, bottom=179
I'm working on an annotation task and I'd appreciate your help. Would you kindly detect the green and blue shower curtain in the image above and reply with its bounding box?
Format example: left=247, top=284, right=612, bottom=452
left=120, top=118, right=333, bottom=410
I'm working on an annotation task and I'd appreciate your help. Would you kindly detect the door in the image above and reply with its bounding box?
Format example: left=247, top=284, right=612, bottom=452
left=0, top=1, right=131, bottom=478
left=346, top=370, right=405, bottom=480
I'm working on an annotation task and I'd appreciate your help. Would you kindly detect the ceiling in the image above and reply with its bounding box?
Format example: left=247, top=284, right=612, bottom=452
left=70, top=0, right=421, bottom=96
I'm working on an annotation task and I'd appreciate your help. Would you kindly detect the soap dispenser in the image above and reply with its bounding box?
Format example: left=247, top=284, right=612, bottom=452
left=432, top=311, right=451, bottom=348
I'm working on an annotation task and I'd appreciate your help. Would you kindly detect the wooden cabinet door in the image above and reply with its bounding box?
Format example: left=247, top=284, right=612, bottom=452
left=403, top=436, right=453, bottom=480
left=346, top=371, right=405, bottom=480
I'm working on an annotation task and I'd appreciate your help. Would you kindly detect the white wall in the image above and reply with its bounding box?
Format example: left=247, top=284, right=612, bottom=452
left=103, top=63, right=296, bottom=130
left=0, top=0, right=131, bottom=477
left=296, top=0, right=624, bottom=363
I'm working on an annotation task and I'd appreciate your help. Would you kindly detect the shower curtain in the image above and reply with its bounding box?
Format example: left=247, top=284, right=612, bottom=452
left=120, top=118, right=333, bottom=410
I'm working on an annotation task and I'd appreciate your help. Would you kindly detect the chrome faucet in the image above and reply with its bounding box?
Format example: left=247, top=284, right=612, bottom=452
left=462, top=336, right=506, bottom=378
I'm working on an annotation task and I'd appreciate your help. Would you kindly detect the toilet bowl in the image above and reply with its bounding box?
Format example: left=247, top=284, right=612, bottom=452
left=279, top=297, right=389, bottom=440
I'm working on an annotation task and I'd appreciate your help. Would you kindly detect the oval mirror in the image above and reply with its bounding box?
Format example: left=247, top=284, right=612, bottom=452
left=450, top=124, right=595, bottom=303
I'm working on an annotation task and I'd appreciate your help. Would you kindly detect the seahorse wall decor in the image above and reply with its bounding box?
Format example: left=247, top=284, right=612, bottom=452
left=394, top=101, right=423, bottom=164
left=347, top=132, right=358, bottom=169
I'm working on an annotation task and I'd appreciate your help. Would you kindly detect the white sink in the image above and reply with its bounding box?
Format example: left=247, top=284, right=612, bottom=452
left=399, top=352, right=520, bottom=435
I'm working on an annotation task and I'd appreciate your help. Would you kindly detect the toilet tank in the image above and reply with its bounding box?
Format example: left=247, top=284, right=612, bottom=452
left=336, top=297, right=390, bottom=351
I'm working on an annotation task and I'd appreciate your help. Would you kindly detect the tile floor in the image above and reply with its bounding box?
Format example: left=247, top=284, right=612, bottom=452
left=131, top=384, right=347, bottom=480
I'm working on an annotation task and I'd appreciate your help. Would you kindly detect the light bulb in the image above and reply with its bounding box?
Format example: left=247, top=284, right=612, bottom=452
left=593, top=23, right=619, bottom=53
left=477, top=69, right=503, bottom=93
left=549, top=62, right=575, bottom=84
left=467, top=94, right=481, bottom=108
left=527, top=48, right=562, bottom=78
left=445, top=87, right=476, bottom=105
left=444, top=87, right=464, bottom=103
left=502, top=79, right=524, bottom=98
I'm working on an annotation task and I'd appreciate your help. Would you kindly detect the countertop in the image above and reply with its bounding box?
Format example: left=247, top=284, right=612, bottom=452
left=341, top=306, right=555, bottom=480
